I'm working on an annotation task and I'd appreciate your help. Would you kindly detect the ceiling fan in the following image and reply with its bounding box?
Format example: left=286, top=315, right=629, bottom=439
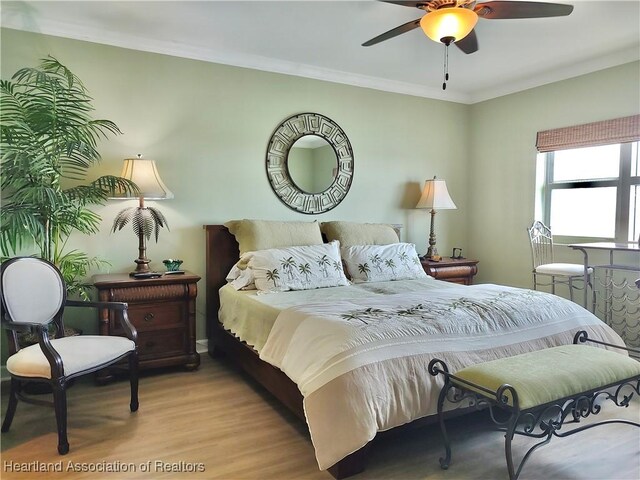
left=363, top=0, right=574, bottom=89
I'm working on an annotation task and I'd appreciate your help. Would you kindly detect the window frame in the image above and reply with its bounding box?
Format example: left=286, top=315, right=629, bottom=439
left=541, top=142, right=639, bottom=243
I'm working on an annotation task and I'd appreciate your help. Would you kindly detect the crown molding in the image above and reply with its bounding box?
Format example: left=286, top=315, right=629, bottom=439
left=469, top=44, right=640, bottom=104
left=1, top=19, right=471, bottom=104
left=3, top=18, right=638, bottom=105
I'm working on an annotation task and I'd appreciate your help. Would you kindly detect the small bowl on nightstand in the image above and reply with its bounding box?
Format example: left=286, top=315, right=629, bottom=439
left=162, top=259, right=183, bottom=272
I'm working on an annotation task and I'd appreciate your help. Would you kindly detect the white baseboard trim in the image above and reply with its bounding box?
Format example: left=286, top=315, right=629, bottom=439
left=196, top=338, right=208, bottom=355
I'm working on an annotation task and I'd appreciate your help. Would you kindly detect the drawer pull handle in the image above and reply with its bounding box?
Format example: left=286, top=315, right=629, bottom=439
left=143, top=312, right=155, bottom=322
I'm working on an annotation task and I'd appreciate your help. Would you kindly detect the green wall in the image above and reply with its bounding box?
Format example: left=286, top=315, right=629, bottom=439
left=1, top=28, right=638, bottom=351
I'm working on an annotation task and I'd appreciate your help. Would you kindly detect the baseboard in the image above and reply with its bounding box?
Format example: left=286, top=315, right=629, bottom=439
left=196, top=338, right=208, bottom=355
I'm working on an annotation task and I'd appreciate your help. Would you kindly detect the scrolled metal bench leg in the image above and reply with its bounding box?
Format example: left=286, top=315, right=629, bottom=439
left=437, top=379, right=453, bottom=469
left=504, top=415, right=518, bottom=480
left=510, top=413, right=556, bottom=480
left=429, top=358, right=453, bottom=470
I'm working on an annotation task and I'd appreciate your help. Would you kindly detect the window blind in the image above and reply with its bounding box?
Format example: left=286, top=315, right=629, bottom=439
left=536, top=114, right=640, bottom=152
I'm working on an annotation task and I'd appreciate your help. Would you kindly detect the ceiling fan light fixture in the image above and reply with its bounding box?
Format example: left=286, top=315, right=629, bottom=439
left=420, top=7, right=478, bottom=44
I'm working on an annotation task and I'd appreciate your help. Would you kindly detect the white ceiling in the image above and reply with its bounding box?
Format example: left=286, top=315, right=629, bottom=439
left=2, top=1, right=639, bottom=104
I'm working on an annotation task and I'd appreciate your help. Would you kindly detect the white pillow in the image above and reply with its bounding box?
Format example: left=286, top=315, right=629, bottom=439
left=341, top=243, right=427, bottom=283
left=234, top=241, right=350, bottom=293
left=226, top=263, right=256, bottom=290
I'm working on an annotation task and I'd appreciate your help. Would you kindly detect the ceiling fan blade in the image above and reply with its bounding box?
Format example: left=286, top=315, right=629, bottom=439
left=380, top=1, right=429, bottom=8
left=362, top=17, right=422, bottom=46
left=476, top=1, right=574, bottom=19
left=455, top=29, right=479, bottom=54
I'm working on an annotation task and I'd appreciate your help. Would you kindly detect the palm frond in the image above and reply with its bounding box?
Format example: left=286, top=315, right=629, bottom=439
left=111, top=205, right=169, bottom=242
left=147, top=207, right=169, bottom=241
left=91, top=175, right=139, bottom=197
left=56, top=250, right=109, bottom=300
left=0, top=208, right=46, bottom=256
left=112, top=207, right=136, bottom=233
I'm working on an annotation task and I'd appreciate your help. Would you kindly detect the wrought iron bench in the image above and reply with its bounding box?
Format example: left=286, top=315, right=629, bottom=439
left=429, top=331, right=640, bottom=480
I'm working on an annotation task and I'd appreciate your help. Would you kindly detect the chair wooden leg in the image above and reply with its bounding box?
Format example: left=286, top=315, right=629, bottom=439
left=129, top=351, right=139, bottom=412
left=52, top=382, right=69, bottom=455
left=2, top=378, right=21, bottom=433
left=551, top=276, right=556, bottom=294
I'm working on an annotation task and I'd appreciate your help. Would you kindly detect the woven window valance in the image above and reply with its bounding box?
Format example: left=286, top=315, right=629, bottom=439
left=536, top=114, right=640, bottom=153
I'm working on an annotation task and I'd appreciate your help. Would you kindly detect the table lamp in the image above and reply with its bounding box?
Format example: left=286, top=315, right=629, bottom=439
left=111, top=155, right=173, bottom=275
left=416, top=176, right=457, bottom=259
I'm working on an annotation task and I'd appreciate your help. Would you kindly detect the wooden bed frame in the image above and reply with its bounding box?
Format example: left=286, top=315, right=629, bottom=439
left=203, top=224, right=469, bottom=478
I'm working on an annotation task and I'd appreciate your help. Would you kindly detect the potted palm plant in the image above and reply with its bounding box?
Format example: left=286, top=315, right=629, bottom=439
left=0, top=56, right=138, bottom=298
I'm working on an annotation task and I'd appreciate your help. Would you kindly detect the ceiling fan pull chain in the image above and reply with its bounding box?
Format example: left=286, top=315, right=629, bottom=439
left=442, top=42, right=449, bottom=90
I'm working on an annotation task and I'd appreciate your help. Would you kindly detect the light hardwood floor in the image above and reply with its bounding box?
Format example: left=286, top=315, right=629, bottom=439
left=1, top=355, right=639, bottom=480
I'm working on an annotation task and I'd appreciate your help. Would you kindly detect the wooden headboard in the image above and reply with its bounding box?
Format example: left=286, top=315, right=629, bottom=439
left=203, top=225, right=239, bottom=337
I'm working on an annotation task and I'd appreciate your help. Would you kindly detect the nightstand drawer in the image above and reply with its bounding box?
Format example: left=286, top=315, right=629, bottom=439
left=127, top=302, right=185, bottom=331
left=109, top=302, right=184, bottom=334
left=429, top=265, right=476, bottom=282
left=138, top=329, right=186, bottom=358
left=421, top=257, right=479, bottom=285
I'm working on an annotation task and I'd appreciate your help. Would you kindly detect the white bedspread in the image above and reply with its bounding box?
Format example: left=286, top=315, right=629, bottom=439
left=259, top=283, right=624, bottom=470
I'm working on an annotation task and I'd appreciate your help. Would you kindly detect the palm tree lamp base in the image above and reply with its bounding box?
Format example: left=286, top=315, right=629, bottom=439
left=131, top=258, right=152, bottom=276
left=132, top=223, right=152, bottom=275
left=112, top=193, right=169, bottom=277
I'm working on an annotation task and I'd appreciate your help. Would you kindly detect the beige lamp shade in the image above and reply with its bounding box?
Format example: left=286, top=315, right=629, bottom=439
left=416, top=178, right=457, bottom=210
left=116, top=158, right=173, bottom=200
left=420, top=7, right=478, bottom=43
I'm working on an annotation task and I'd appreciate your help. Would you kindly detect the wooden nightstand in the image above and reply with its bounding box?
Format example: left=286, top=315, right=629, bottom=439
left=421, top=257, right=479, bottom=285
left=93, top=272, right=201, bottom=382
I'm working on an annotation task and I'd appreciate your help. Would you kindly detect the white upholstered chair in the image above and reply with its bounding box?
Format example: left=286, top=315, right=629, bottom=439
left=0, top=257, right=139, bottom=454
left=527, top=221, right=592, bottom=303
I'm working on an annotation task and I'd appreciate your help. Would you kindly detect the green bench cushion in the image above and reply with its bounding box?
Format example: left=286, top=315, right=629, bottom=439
left=453, top=345, right=640, bottom=410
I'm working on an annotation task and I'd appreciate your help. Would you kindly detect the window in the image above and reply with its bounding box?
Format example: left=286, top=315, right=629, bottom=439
left=538, top=142, right=639, bottom=241
left=535, top=116, right=640, bottom=242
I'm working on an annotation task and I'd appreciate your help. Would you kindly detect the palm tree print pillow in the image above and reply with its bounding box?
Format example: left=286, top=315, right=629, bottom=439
left=246, top=241, right=350, bottom=293
left=341, top=243, right=427, bottom=283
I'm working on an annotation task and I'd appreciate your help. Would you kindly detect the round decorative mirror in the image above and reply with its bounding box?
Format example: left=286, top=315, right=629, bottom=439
left=266, top=113, right=354, bottom=214
left=287, top=135, right=337, bottom=194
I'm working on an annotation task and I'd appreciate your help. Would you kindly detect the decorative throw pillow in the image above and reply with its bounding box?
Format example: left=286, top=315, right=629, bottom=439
left=242, top=241, right=350, bottom=293
left=341, top=243, right=427, bottom=283
left=224, top=219, right=324, bottom=257
left=320, top=221, right=399, bottom=247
